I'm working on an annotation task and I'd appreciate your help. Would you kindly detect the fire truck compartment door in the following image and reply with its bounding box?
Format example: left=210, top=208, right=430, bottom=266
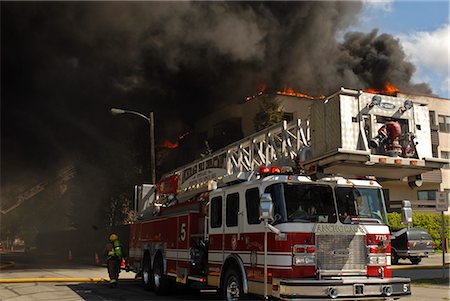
left=208, top=192, right=225, bottom=263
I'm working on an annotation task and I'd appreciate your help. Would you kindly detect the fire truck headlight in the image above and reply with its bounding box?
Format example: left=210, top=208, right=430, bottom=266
left=368, top=255, right=386, bottom=265
left=293, top=255, right=315, bottom=266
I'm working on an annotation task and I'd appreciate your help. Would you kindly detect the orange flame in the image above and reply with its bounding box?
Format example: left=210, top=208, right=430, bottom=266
left=161, top=131, right=191, bottom=149
left=246, top=84, right=324, bottom=101
left=162, top=140, right=179, bottom=149
left=365, top=83, right=400, bottom=96
left=246, top=84, right=267, bottom=101
left=276, top=86, right=317, bottom=100
left=257, top=84, right=266, bottom=95
left=179, top=131, right=191, bottom=140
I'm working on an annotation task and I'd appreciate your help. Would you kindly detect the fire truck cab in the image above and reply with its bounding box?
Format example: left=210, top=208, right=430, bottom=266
left=128, top=88, right=448, bottom=300
left=206, top=173, right=410, bottom=300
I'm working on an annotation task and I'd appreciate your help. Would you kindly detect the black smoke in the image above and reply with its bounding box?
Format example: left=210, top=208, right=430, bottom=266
left=1, top=2, right=432, bottom=234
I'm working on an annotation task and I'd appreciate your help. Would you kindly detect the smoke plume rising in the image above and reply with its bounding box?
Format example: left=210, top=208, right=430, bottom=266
left=1, top=2, right=432, bottom=234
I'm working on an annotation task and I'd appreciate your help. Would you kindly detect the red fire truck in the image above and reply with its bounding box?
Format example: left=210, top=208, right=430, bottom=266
left=128, top=88, right=447, bottom=300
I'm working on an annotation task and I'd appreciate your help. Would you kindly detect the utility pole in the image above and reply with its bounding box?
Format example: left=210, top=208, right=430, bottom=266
left=111, top=108, right=156, bottom=183
left=149, top=112, right=156, bottom=184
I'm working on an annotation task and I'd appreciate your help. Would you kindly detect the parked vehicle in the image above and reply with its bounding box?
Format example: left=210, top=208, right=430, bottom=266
left=391, top=228, right=435, bottom=265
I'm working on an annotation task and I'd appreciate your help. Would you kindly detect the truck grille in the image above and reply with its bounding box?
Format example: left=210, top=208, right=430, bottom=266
left=316, top=234, right=367, bottom=275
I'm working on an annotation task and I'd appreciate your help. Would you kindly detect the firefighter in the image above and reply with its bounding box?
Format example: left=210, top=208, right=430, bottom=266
left=104, top=233, right=124, bottom=287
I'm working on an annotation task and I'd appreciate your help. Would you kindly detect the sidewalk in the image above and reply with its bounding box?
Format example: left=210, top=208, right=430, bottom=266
left=0, top=265, right=137, bottom=283
left=391, top=253, right=450, bottom=270
left=0, top=251, right=136, bottom=283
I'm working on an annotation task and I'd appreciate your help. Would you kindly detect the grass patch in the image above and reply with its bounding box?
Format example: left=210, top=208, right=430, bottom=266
left=412, top=278, right=449, bottom=286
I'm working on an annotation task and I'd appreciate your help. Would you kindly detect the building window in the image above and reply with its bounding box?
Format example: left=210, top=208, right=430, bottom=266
left=246, top=188, right=261, bottom=225
left=226, top=193, right=239, bottom=227
left=210, top=196, right=222, bottom=228
left=432, top=145, right=439, bottom=158
left=283, top=112, right=294, bottom=123
left=417, top=190, right=437, bottom=201
left=429, top=111, right=436, bottom=127
left=438, top=115, right=450, bottom=133
left=442, top=151, right=450, bottom=169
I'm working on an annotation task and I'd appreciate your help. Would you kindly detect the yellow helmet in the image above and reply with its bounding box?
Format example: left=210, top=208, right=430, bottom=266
left=109, top=233, right=119, bottom=241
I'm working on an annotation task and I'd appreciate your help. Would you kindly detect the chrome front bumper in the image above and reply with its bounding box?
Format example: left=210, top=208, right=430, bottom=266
left=272, top=277, right=411, bottom=300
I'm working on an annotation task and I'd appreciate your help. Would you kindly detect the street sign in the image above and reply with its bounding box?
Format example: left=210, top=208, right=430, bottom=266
left=436, top=191, right=449, bottom=212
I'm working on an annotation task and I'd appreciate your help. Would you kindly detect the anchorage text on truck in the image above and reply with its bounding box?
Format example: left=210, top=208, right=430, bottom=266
left=127, top=88, right=447, bottom=300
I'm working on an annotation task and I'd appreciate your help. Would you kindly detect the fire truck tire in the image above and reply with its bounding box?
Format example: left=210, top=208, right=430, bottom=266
left=153, top=254, right=171, bottom=295
left=391, top=250, right=399, bottom=265
left=141, top=254, right=153, bottom=291
left=223, top=268, right=244, bottom=301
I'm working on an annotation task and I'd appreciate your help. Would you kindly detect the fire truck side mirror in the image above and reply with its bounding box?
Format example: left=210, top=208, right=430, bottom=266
left=401, top=200, right=413, bottom=226
left=259, top=193, right=274, bottom=222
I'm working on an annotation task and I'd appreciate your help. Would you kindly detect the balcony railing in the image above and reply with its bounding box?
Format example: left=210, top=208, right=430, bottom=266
left=389, top=199, right=439, bottom=213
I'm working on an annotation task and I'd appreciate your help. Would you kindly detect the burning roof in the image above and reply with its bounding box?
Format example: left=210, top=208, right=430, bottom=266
left=246, top=85, right=325, bottom=102
left=365, top=83, right=400, bottom=96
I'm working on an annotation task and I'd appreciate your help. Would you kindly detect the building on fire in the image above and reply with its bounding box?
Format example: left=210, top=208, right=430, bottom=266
left=189, top=90, right=450, bottom=213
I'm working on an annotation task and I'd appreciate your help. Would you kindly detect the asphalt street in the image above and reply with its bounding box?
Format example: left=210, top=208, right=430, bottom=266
left=0, top=251, right=448, bottom=301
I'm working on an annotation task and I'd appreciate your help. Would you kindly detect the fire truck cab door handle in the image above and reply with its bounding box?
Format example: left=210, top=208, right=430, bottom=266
left=237, top=211, right=243, bottom=240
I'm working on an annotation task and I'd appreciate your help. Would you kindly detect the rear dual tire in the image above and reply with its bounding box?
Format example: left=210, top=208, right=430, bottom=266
left=142, top=254, right=153, bottom=291
left=153, top=254, right=171, bottom=295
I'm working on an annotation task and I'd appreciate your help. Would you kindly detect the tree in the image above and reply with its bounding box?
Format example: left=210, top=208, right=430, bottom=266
left=253, top=96, right=284, bottom=131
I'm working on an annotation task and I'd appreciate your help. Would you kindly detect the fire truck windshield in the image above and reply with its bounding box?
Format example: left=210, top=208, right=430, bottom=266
left=335, top=187, right=388, bottom=224
left=264, top=183, right=337, bottom=224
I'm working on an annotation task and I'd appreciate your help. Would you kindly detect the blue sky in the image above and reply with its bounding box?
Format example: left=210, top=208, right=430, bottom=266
left=353, top=0, right=449, bottom=98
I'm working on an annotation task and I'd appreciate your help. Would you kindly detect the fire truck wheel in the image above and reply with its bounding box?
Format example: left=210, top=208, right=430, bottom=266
left=142, top=254, right=153, bottom=291
left=223, top=268, right=243, bottom=301
left=153, top=254, right=170, bottom=295
left=391, top=250, right=399, bottom=265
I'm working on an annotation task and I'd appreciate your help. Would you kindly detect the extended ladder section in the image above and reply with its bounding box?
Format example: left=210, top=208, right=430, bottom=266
left=157, top=118, right=310, bottom=201
left=1, top=165, right=76, bottom=214
left=157, top=88, right=448, bottom=202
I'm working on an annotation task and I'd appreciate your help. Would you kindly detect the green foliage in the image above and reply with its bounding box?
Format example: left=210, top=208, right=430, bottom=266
left=254, top=97, right=284, bottom=131
left=388, top=212, right=450, bottom=250
left=387, top=212, right=403, bottom=229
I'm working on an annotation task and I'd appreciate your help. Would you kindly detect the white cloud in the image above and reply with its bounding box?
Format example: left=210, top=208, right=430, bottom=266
left=400, top=24, right=450, bottom=97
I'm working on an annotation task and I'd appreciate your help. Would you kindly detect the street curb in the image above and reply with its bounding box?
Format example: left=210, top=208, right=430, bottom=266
left=0, top=278, right=137, bottom=284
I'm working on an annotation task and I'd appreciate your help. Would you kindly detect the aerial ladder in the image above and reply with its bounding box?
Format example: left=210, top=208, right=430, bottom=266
left=1, top=166, right=76, bottom=215
left=137, top=88, right=447, bottom=213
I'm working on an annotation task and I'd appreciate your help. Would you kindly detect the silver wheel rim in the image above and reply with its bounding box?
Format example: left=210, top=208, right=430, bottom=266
left=154, top=273, right=161, bottom=288
left=143, top=270, right=149, bottom=285
left=154, top=262, right=161, bottom=288
left=226, top=276, right=240, bottom=301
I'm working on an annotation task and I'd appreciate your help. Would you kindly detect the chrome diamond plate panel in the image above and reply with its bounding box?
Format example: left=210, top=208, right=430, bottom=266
left=316, top=234, right=367, bottom=275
